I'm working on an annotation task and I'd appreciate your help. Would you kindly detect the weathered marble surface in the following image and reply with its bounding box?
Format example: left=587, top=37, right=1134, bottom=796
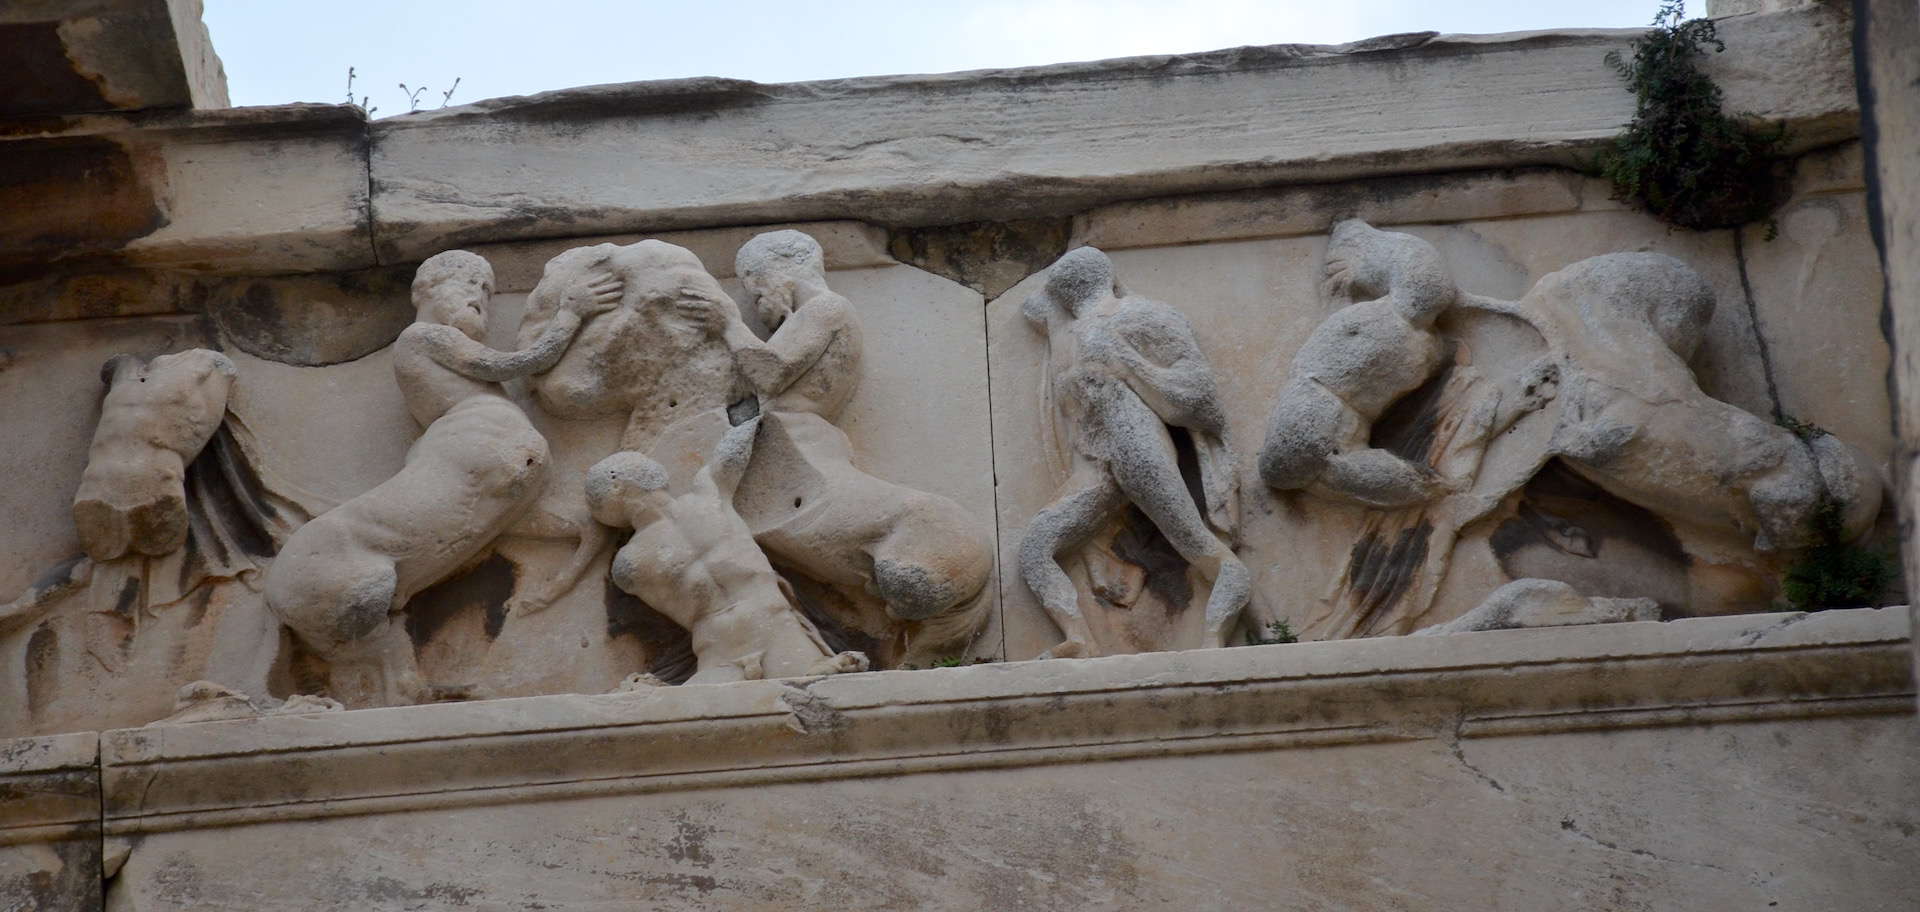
left=18, top=608, right=1899, bottom=911
left=990, top=156, right=1894, bottom=658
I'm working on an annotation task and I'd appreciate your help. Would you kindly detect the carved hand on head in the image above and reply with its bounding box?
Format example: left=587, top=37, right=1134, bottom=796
left=672, top=294, right=729, bottom=335
left=561, top=264, right=624, bottom=318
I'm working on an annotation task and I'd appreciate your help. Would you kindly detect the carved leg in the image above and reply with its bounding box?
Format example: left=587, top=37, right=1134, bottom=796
left=326, top=618, right=426, bottom=708
left=271, top=559, right=424, bottom=709
left=805, top=651, right=870, bottom=676
left=1105, top=413, right=1250, bottom=650
left=685, top=650, right=765, bottom=686
left=1317, top=448, right=1450, bottom=509
left=1017, top=466, right=1126, bottom=656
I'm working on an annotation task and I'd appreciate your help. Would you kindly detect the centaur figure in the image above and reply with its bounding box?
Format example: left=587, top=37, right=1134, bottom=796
left=265, top=250, right=620, bottom=707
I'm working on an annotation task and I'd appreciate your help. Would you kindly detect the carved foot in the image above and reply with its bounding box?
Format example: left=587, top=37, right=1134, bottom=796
left=1039, top=639, right=1092, bottom=660
left=151, top=681, right=344, bottom=726
left=504, top=591, right=554, bottom=617
left=613, top=672, right=668, bottom=692
left=805, top=651, right=870, bottom=676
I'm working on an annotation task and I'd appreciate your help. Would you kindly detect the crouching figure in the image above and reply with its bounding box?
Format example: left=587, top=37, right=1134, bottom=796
left=582, top=417, right=868, bottom=685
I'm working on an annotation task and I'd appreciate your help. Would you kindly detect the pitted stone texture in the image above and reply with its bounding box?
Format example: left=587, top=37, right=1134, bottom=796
left=265, top=250, right=618, bottom=708
left=0, top=317, right=216, bottom=603
left=73, top=348, right=234, bottom=562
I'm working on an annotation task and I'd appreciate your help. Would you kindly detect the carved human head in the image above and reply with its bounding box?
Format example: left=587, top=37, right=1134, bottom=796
left=413, top=250, right=495, bottom=339
left=1537, top=252, right=1715, bottom=362
left=585, top=450, right=671, bottom=526
left=735, top=230, right=825, bottom=330
left=1040, top=247, right=1117, bottom=317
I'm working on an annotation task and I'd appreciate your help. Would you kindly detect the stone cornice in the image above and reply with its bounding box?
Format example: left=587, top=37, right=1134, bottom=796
left=0, top=5, right=1861, bottom=281
left=91, top=608, right=1913, bottom=837
left=0, top=730, right=99, bottom=848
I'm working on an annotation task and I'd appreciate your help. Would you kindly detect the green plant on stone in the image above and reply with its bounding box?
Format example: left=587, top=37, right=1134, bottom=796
left=1244, top=619, right=1298, bottom=646
left=1776, top=413, right=1827, bottom=442
left=1596, top=0, right=1787, bottom=230
left=1781, top=498, right=1896, bottom=611
left=1770, top=415, right=1895, bottom=610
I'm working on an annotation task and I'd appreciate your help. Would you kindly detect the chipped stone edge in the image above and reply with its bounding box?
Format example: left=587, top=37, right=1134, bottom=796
left=469, top=220, right=896, bottom=294
left=0, top=730, right=100, bottom=848
left=72, top=607, right=1914, bottom=836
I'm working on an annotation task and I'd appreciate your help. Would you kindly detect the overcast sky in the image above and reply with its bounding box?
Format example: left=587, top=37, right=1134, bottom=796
left=203, top=1, right=1699, bottom=113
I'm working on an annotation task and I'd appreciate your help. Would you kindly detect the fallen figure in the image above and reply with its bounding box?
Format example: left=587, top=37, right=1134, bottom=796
left=576, top=416, right=869, bottom=685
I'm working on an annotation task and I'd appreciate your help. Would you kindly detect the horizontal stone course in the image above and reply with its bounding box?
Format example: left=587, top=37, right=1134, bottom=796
left=3, top=608, right=1906, bottom=910
left=91, top=607, right=1912, bottom=832
left=0, top=4, right=1860, bottom=280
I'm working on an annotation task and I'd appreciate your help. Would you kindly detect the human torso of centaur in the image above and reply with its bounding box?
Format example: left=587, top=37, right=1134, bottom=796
left=610, top=478, right=785, bottom=628
left=339, top=326, right=550, bottom=597
left=1048, top=298, right=1192, bottom=457
left=767, top=294, right=862, bottom=420
left=1291, top=299, right=1446, bottom=418
left=85, top=349, right=235, bottom=488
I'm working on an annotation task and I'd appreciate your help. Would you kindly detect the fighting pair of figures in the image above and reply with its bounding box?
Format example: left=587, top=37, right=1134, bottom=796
left=266, top=231, right=989, bottom=707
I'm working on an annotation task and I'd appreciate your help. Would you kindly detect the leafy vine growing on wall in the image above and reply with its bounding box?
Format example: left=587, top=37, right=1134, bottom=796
left=1597, top=1, right=1787, bottom=230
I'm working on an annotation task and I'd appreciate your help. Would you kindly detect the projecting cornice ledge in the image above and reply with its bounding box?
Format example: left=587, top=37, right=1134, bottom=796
left=0, top=4, right=1859, bottom=279
left=92, top=607, right=1913, bottom=837
left=365, top=3, right=1858, bottom=262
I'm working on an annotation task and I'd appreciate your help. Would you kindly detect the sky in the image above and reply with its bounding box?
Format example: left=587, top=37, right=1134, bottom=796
left=202, top=1, right=1700, bottom=114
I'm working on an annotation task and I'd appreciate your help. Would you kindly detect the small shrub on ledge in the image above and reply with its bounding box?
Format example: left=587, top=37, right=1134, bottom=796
left=1597, top=1, right=1788, bottom=231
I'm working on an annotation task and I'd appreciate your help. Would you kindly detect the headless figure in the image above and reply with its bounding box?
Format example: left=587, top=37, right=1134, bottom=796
left=587, top=418, right=867, bottom=684
left=1533, top=253, right=1881, bottom=552
left=73, top=349, right=237, bottom=561
left=723, top=230, right=993, bottom=625
left=264, top=250, right=620, bottom=707
left=1259, top=219, right=1558, bottom=508
left=1258, top=220, right=1461, bottom=508
left=1019, top=247, right=1250, bottom=654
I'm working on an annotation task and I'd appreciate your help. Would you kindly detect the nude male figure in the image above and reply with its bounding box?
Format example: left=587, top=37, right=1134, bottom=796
left=585, top=418, right=867, bottom=684
left=1019, top=246, right=1250, bottom=654
left=1259, top=220, right=1558, bottom=509
left=73, top=348, right=237, bottom=561
left=718, top=230, right=993, bottom=629
left=264, top=250, right=620, bottom=707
